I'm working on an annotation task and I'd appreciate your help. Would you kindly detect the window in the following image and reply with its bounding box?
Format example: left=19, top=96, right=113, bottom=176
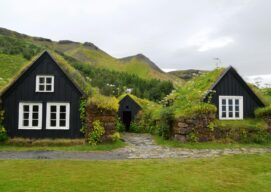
left=18, top=103, right=42, bottom=129
left=36, top=75, right=54, bottom=92
left=46, top=103, right=70, bottom=130
left=219, top=96, right=243, bottom=120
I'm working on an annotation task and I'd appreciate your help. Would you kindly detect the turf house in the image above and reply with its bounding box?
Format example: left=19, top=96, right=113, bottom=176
left=118, top=95, right=142, bottom=131
left=0, top=51, right=119, bottom=140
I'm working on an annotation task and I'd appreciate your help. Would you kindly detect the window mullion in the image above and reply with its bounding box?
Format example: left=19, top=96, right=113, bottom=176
left=57, top=105, right=60, bottom=128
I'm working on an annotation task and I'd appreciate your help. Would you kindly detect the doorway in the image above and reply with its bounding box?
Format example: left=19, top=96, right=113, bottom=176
left=122, top=111, right=132, bottom=131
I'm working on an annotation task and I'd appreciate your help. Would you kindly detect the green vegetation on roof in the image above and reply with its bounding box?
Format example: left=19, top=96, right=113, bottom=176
left=0, top=53, right=27, bottom=89
left=88, top=88, right=119, bottom=112
left=119, top=94, right=162, bottom=119
left=164, top=68, right=225, bottom=117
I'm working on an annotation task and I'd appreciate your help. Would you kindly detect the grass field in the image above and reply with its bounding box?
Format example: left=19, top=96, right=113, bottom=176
left=0, top=154, right=271, bottom=191
left=155, top=136, right=271, bottom=149
left=0, top=140, right=125, bottom=152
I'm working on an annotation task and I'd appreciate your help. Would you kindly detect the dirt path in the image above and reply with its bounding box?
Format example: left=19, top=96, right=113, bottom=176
left=0, top=133, right=271, bottom=160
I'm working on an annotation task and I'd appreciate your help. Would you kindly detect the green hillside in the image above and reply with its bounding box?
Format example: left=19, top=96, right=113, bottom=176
left=168, top=69, right=207, bottom=81
left=0, top=27, right=182, bottom=84
left=0, top=27, right=176, bottom=102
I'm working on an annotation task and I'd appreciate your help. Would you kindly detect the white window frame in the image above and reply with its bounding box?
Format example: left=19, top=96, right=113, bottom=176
left=219, top=96, right=243, bottom=120
left=46, top=103, right=70, bottom=130
left=18, top=102, right=42, bottom=130
left=36, top=75, right=54, bottom=92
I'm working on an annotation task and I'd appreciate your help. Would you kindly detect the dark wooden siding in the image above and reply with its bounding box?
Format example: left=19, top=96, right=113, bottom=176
left=2, top=52, right=83, bottom=138
left=118, top=96, right=142, bottom=121
left=204, top=68, right=264, bottom=118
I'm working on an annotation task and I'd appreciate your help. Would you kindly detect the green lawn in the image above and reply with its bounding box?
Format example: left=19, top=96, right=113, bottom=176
left=0, top=141, right=125, bottom=152
left=155, top=136, right=271, bottom=149
left=1, top=154, right=271, bottom=191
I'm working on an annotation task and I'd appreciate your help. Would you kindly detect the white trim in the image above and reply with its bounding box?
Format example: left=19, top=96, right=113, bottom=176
left=18, top=102, right=42, bottom=130
left=35, top=75, right=54, bottom=92
left=46, top=102, right=70, bottom=130
left=219, top=96, right=243, bottom=120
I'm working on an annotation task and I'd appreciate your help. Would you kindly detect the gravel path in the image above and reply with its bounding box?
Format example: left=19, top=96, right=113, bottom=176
left=0, top=133, right=271, bottom=160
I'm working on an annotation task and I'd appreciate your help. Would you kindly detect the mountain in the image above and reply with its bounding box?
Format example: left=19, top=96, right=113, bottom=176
left=168, top=69, right=207, bottom=81
left=0, top=27, right=182, bottom=84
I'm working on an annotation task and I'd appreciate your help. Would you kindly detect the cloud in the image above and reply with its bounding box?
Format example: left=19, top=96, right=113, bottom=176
left=0, top=0, right=270, bottom=76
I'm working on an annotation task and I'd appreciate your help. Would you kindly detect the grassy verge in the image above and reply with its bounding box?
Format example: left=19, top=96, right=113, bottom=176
left=154, top=136, right=271, bottom=149
left=0, top=140, right=125, bottom=152
left=1, top=154, right=271, bottom=191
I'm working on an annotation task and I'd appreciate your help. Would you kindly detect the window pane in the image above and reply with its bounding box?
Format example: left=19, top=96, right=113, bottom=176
left=60, top=106, right=66, bottom=112
left=229, top=106, right=233, bottom=111
left=39, top=85, right=44, bottom=91
left=60, top=113, right=66, bottom=119
left=51, top=106, right=56, bottom=112
left=33, top=105, right=39, bottom=112
left=222, top=106, right=226, bottom=111
left=23, top=120, right=29, bottom=126
left=229, top=112, right=233, bottom=118
left=46, top=85, right=52, bottom=91
left=32, top=112, right=38, bottom=119
left=222, top=112, right=227, bottom=118
left=228, top=99, right=233, bottom=105
left=60, top=120, right=66, bottom=127
left=46, top=78, right=52, bottom=83
left=32, top=120, right=38, bottom=126
left=235, top=99, right=239, bottom=105
left=23, top=113, right=29, bottom=119
left=235, top=112, right=240, bottom=118
left=51, top=113, right=56, bottom=119
left=23, top=105, right=29, bottom=112
left=235, top=106, right=239, bottom=112
left=222, top=99, right=226, bottom=105
left=50, top=120, right=56, bottom=127
left=39, top=77, right=44, bottom=83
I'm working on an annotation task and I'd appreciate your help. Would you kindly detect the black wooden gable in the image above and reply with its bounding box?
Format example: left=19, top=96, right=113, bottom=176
left=0, top=51, right=84, bottom=98
left=119, top=95, right=142, bottom=111
left=204, top=66, right=265, bottom=107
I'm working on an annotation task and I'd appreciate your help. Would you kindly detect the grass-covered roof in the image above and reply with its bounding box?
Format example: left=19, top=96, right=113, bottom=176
left=0, top=50, right=119, bottom=111
left=164, top=68, right=225, bottom=117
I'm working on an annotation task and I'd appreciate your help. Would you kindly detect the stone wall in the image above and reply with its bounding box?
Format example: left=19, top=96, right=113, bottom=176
left=173, top=113, right=216, bottom=142
left=86, top=104, right=117, bottom=142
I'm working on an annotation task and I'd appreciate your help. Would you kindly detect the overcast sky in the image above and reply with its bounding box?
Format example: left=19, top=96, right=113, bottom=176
left=0, top=0, right=271, bottom=77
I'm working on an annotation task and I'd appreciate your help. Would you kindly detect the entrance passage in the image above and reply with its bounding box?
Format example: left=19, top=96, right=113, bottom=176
left=122, top=111, right=132, bottom=131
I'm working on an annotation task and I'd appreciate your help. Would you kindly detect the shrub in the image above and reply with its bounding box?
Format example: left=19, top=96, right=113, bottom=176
left=255, top=106, right=271, bottom=118
left=0, top=126, right=8, bottom=142
left=88, top=120, right=105, bottom=145
left=158, top=108, right=174, bottom=139
left=110, top=132, right=121, bottom=142
left=116, top=118, right=125, bottom=132
left=129, top=121, right=141, bottom=133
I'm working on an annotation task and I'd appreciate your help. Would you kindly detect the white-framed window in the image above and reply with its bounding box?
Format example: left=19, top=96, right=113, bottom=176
left=219, top=96, right=243, bottom=120
left=36, top=75, right=54, bottom=92
left=46, top=103, right=70, bottom=130
left=18, top=102, right=42, bottom=129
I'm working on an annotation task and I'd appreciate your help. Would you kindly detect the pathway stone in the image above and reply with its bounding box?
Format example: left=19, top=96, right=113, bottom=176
left=0, top=133, right=271, bottom=160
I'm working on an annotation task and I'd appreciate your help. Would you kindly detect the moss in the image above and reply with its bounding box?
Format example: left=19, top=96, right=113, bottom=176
left=255, top=105, right=271, bottom=118
left=169, top=68, right=225, bottom=118
left=88, top=88, right=119, bottom=112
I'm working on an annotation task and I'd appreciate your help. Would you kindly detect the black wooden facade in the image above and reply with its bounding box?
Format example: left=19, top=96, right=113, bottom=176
left=1, top=51, right=84, bottom=138
left=118, top=95, right=142, bottom=130
left=203, top=66, right=265, bottom=118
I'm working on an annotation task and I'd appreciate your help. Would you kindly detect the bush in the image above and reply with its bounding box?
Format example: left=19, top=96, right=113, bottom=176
left=0, top=127, right=8, bottom=142
left=110, top=132, right=121, bottom=142
left=129, top=121, right=141, bottom=133
left=116, top=118, right=125, bottom=132
left=158, top=108, right=174, bottom=139
left=88, top=120, right=105, bottom=145
left=255, top=106, right=271, bottom=118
